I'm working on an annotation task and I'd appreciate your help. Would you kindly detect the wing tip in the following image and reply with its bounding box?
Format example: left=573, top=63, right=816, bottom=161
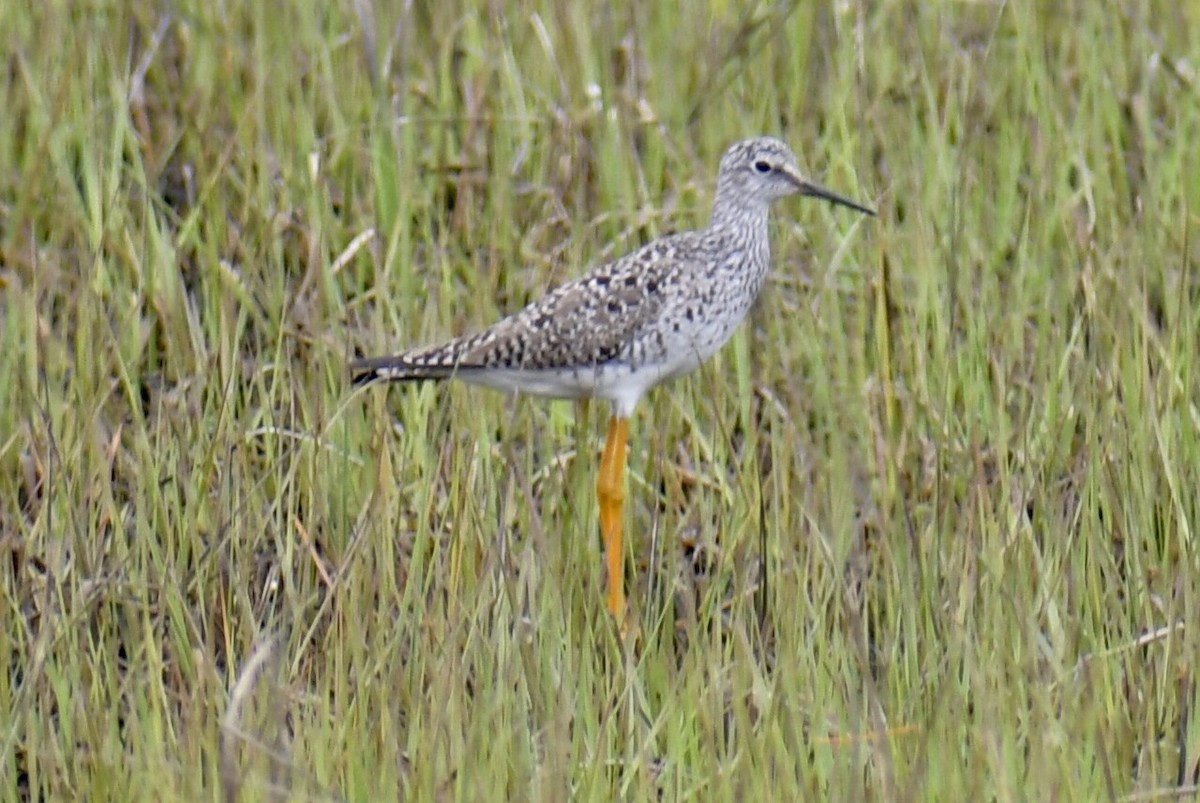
left=349, top=355, right=460, bottom=386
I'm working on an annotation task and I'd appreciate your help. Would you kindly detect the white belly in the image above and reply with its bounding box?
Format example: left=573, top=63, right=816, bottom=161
left=459, top=350, right=708, bottom=419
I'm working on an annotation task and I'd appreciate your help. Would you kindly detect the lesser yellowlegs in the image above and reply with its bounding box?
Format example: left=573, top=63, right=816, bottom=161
left=352, top=136, right=874, bottom=623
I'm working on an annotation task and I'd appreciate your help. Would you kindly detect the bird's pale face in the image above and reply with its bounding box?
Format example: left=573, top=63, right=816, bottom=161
left=719, top=137, right=805, bottom=203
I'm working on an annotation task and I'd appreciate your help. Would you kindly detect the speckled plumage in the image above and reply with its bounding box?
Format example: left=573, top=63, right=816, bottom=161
left=352, top=136, right=873, bottom=417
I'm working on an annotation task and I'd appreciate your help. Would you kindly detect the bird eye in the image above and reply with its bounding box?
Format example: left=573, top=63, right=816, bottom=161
left=753, top=160, right=772, bottom=174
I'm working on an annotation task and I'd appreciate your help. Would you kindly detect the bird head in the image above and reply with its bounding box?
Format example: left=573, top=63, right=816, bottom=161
left=716, top=136, right=875, bottom=215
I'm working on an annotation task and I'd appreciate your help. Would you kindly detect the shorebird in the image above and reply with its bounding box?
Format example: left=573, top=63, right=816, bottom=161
left=352, top=136, right=874, bottom=624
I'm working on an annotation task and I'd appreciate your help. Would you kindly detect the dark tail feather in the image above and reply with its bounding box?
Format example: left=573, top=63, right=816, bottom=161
left=349, top=356, right=457, bottom=387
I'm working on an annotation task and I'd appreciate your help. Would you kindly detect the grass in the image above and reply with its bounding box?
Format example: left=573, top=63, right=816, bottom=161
left=2, top=0, right=1199, bottom=799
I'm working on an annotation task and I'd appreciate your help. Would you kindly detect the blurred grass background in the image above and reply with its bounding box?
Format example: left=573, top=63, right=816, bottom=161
left=2, top=0, right=1199, bottom=799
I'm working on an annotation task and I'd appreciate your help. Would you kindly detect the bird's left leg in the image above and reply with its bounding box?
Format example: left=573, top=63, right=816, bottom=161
left=597, top=415, right=629, bottom=619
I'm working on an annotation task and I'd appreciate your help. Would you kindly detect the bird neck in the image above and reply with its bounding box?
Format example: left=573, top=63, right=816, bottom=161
left=707, top=195, right=774, bottom=301
left=707, top=194, right=770, bottom=235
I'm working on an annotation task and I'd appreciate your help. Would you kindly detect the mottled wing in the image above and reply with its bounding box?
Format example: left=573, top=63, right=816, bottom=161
left=351, top=242, right=684, bottom=384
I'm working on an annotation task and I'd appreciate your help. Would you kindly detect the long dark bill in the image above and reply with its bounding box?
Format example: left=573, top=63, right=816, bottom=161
left=798, top=180, right=875, bottom=217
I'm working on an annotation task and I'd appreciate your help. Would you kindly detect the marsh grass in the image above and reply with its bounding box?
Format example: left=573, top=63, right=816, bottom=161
left=3, top=1, right=1200, bottom=800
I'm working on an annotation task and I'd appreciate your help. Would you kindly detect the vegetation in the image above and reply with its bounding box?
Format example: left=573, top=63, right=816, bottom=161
left=2, top=1, right=1198, bottom=799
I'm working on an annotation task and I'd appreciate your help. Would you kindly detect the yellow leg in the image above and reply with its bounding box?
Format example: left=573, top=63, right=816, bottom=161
left=597, top=416, right=629, bottom=619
